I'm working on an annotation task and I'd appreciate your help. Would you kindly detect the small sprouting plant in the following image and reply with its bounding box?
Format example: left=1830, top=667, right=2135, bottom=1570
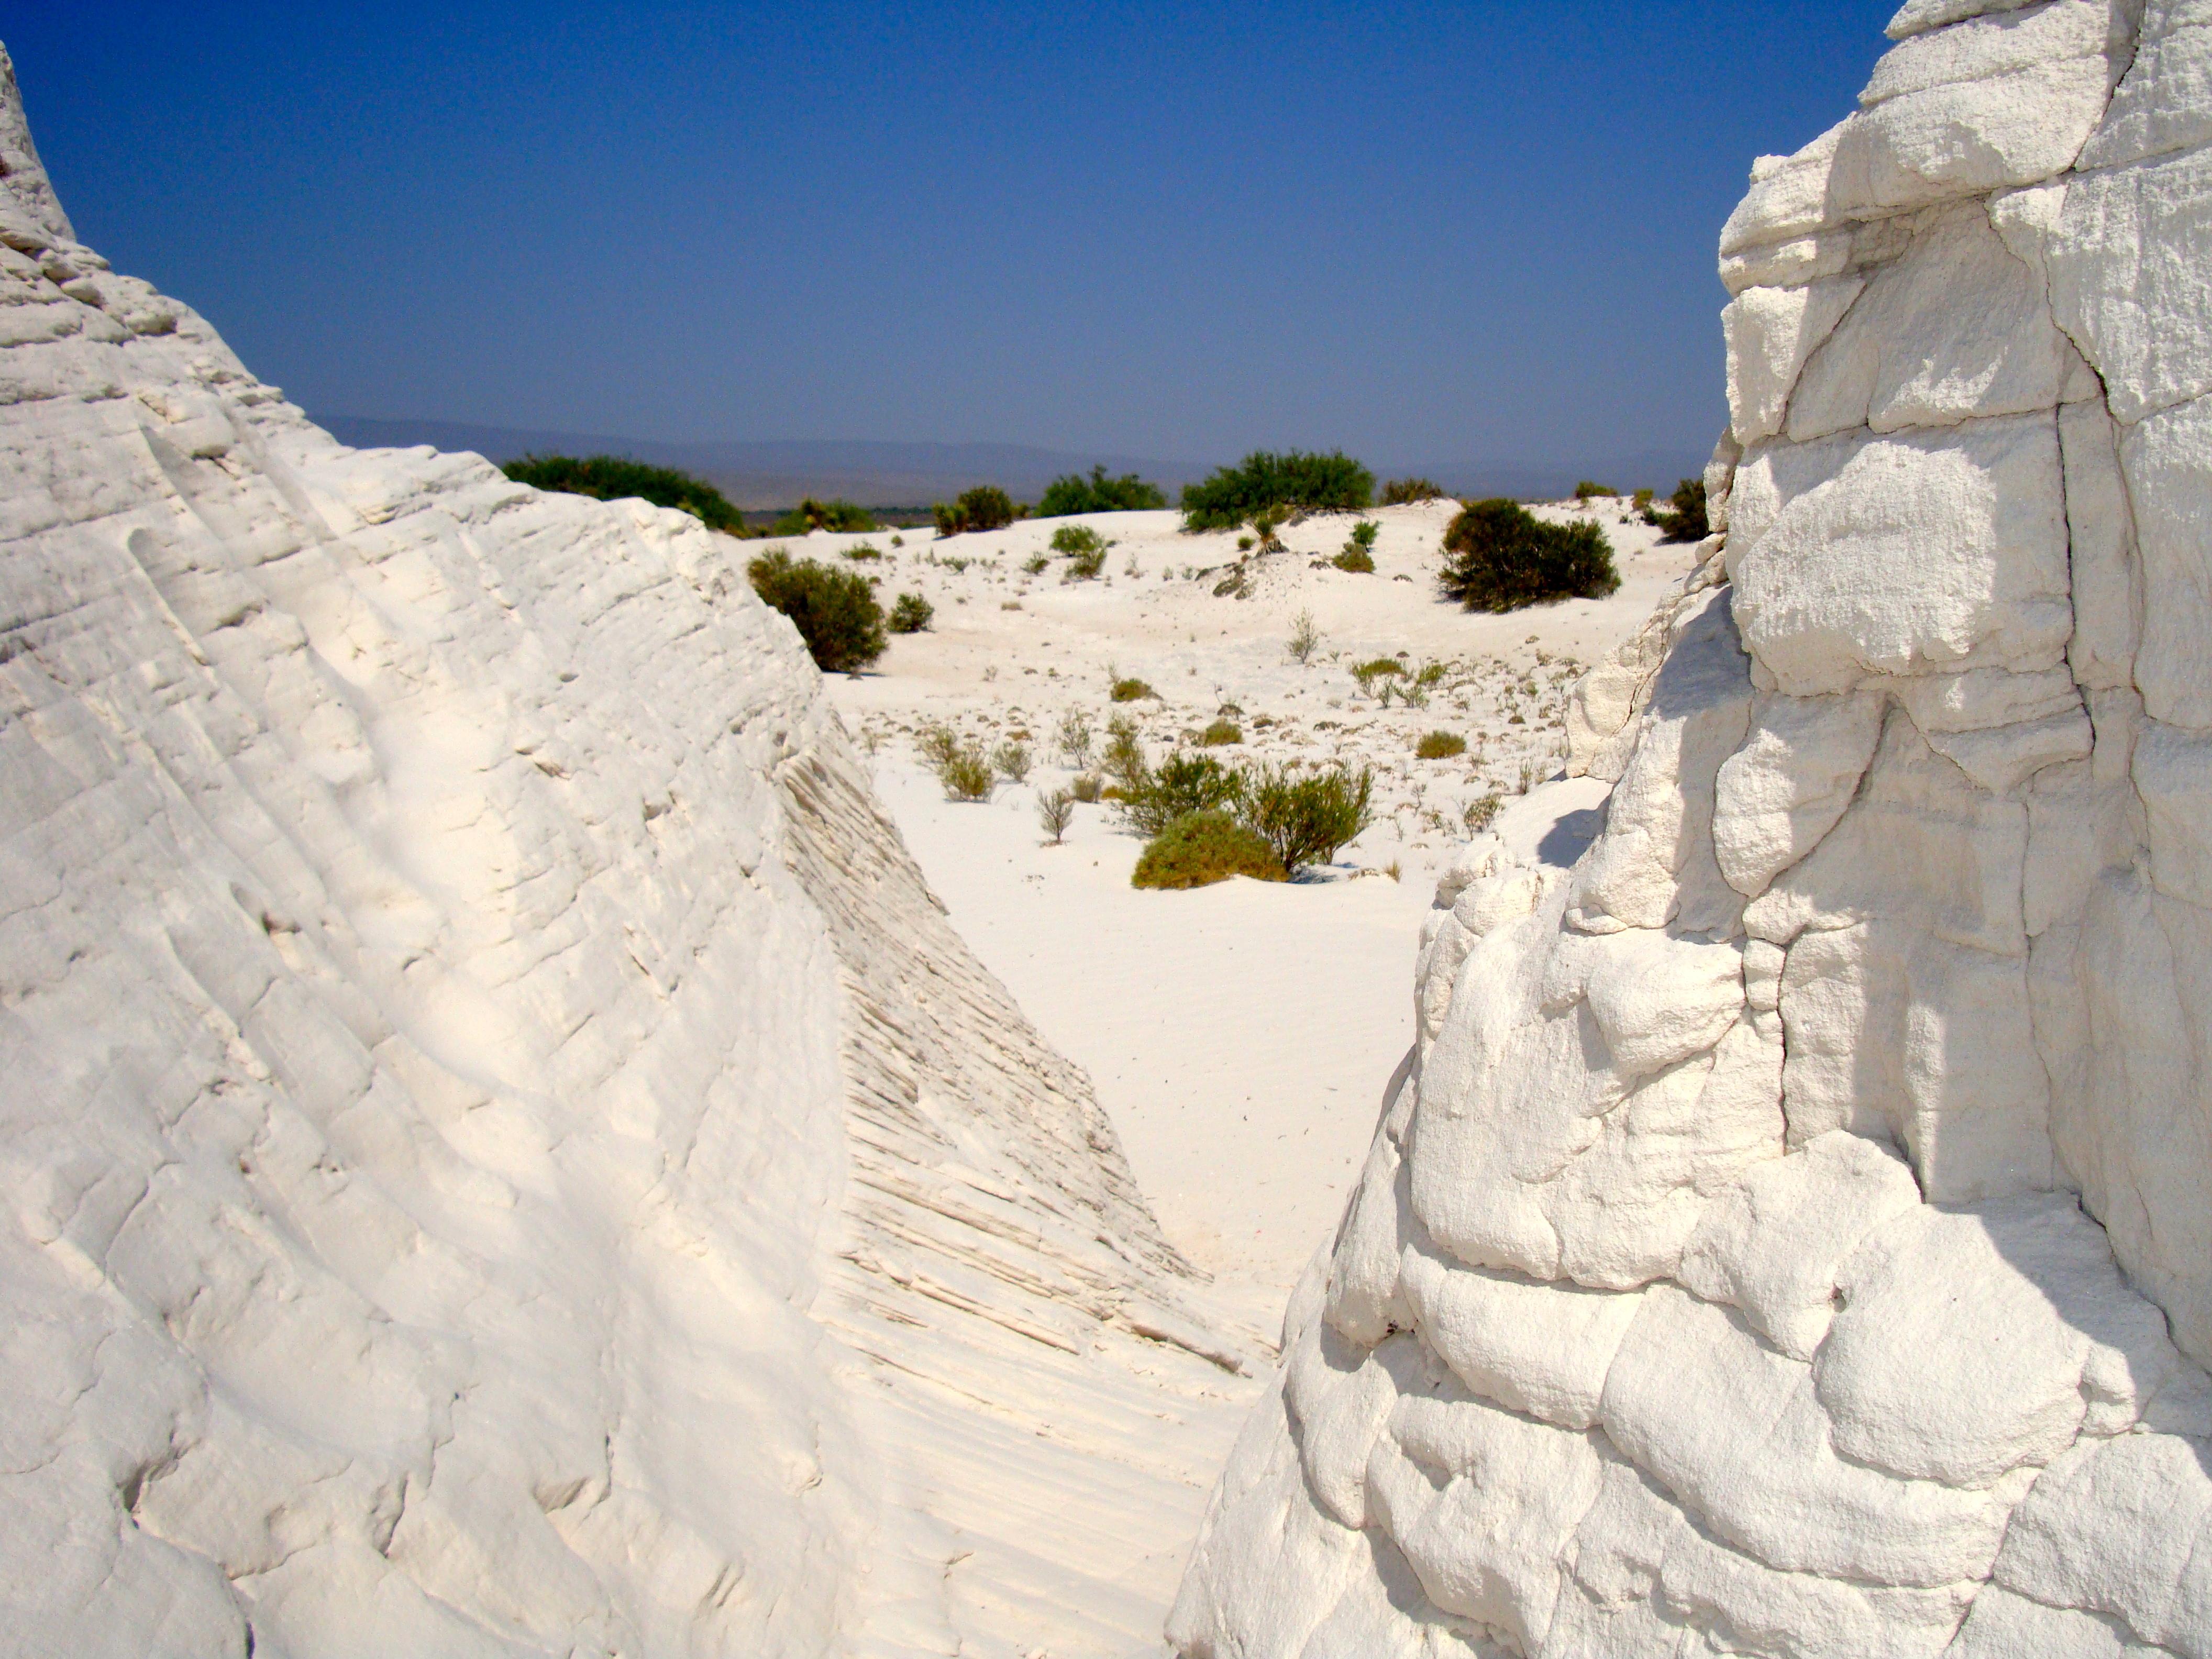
left=1023, top=551, right=1049, bottom=574
left=845, top=543, right=883, bottom=561
left=1111, top=677, right=1156, bottom=702
left=917, top=723, right=961, bottom=766
left=938, top=743, right=994, bottom=801
left=993, top=740, right=1032, bottom=782
left=1038, top=787, right=1076, bottom=844
left=889, top=592, right=934, bottom=633
left=1415, top=659, right=1449, bottom=688
left=1415, top=731, right=1466, bottom=759
left=1071, top=772, right=1104, bottom=803
left=1199, top=718, right=1243, bottom=746
left=1288, top=608, right=1322, bottom=665
left=1349, top=520, right=1379, bottom=550
left=1464, top=792, right=1503, bottom=833
left=1518, top=755, right=1554, bottom=794
left=1236, top=535, right=1256, bottom=552
left=1066, top=547, right=1107, bottom=580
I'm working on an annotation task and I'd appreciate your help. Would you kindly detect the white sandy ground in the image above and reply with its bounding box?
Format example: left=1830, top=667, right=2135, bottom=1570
left=822, top=497, right=1701, bottom=1324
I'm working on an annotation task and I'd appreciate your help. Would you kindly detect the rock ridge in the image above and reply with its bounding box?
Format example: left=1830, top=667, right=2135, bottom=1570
left=1174, top=4, right=2212, bottom=1653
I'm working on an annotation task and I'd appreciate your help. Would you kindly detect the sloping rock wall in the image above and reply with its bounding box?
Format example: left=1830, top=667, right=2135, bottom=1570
left=0, top=44, right=1249, bottom=1658
left=1175, top=4, right=2212, bottom=1654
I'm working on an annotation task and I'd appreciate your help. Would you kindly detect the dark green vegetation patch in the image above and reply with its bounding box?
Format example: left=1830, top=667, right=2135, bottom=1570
left=1440, top=499, right=1621, bottom=613
left=504, top=454, right=743, bottom=533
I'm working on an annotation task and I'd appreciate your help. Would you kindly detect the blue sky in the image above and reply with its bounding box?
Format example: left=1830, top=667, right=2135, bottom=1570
left=4, top=3, right=1896, bottom=474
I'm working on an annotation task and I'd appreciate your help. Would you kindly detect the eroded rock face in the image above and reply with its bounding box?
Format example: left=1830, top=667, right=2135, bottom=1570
left=1176, top=5, right=2212, bottom=1653
left=0, top=43, right=1251, bottom=1658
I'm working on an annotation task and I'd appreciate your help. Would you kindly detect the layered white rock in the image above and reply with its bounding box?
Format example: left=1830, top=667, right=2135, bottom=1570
left=1175, top=4, right=2212, bottom=1653
left=0, top=45, right=1256, bottom=1658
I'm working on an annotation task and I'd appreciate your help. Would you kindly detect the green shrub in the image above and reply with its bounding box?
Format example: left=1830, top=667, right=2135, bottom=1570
left=1645, top=477, right=1708, bottom=542
left=748, top=549, right=887, bottom=672
left=1101, top=714, right=1147, bottom=792
left=845, top=543, right=883, bottom=561
left=937, top=743, right=994, bottom=801
left=1632, top=488, right=1655, bottom=512
left=1351, top=657, right=1403, bottom=696
left=1120, top=752, right=1244, bottom=837
left=1199, top=718, right=1242, bottom=746
left=1239, top=764, right=1375, bottom=872
left=772, top=497, right=876, bottom=535
left=1038, top=464, right=1167, bottom=516
left=932, top=501, right=965, bottom=537
left=1350, top=520, right=1379, bottom=549
left=1440, top=499, right=1621, bottom=612
left=1236, top=535, right=1256, bottom=552
left=1332, top=547, right=1375, bottom=573
left=1038, top=787, right=1076, bottom=844
left=992, top=739, right=1032, bottom=782
left=1464, top=792, right=1503, bottom=833
left=1071, top=772, right=1104, bottom=803
left=1572, top=480, right=1619, bottom=502
left=1181, top=449, right=1375, bottom=531
left=959, top=485, right=1017, bottom=532
left=1022, top=551, right=1049, bottom=574
left=1132, top=811, right=1287, bottom=890
left=1415, top=730, right=1466, bottom=759
left=1050, top=524, right=1106, bottom=556
left=1380, top=477, right=1444, bottom=505
left=889, top=592, right=933, bottom=633
left=1251, top=502, right=1294, bottom=549
left=1111, top=677, right=1156, bottom=702
left=504, top=454, right=745, bottom=532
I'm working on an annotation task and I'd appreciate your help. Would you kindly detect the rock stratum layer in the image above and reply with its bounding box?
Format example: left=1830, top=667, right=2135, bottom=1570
left=1174, top=4, right=2212, bottom=1655
left=0, top=45, right=1258, bottom=1658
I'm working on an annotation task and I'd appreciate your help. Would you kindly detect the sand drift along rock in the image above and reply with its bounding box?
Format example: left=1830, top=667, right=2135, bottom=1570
left=1173, top=3, right=2212, bottom=1654
left=0, top=42, right=1260, bottom=1657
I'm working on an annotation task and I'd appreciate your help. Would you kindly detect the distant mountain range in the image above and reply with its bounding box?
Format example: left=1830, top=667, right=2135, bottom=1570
left=315, top=415, right=1712, bottom=510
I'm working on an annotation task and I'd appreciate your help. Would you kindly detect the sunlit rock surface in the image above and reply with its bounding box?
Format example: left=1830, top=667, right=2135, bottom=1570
left=0, top=43, right=1258, bottom=1658
left=1175, top=4, right=2212, bottom=1653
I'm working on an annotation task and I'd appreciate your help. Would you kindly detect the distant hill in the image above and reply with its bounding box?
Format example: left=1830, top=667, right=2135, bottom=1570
left=315, top=415, right=1713, bottom=511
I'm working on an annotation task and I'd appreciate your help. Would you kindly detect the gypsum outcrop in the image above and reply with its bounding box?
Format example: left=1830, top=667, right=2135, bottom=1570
left=0, top=43, right=1256, bottom=1658
left=1171, top=3, right=2212, bottom=1654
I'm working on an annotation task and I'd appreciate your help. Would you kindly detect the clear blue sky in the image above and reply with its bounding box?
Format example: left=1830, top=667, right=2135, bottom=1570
left=3, top=2, right=1896, bottom=472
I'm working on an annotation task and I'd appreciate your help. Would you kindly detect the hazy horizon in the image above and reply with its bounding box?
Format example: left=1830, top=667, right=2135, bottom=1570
left=5, top=2, right=1896, bottom=471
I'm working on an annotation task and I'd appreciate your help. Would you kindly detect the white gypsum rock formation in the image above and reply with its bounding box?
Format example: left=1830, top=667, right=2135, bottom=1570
left=0, top=43, right=1257, bottom=1658
left=1172, top=3, right=2212, bottom=1654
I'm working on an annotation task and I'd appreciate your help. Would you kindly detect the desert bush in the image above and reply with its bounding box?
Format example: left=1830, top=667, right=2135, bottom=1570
left=1120, top=752, right=1244, bottom=837
left=1415, top=659, right=1449, bottom=687
left=1181, top=449, right=1375, bottom=530
left=1053, top=524, right=1111, bottom=579
left=1288, top=609, right=1322, bottom=664
left=1440, top=499, right=1620, bottom=612
left=1572, top=480, right=1619, bottom=502
left=1380, top=477, right=1444, bottom=505
left=937, top=743, right=994, bottom=801
left=889, top=592, right=934, bottom=633
left=958, top=485, right=1017, bottom=532
left=992, top=739, right=1032, bottom=782
left=845, top=543, right=883, bottom=561
left=748, top=549, right=887, bottom=671
left=1067, top=549, right=1107, bottom=580
left=932, top=501, right=965, bottom=537
left=1038, top=787, right=1076, bottom=844
left=1464, top=792, right=1503, bottom=833
left=1236, top=535, right=1256, bottom=552
left=1199, top=718, right=1242, bottom=746
left=1132, top=811, right=1287, bottom=890
left=916, top=723, right=960, bottom=767
left=1632, top=488, right=1655, bottom=512
left=1238, top=764, right=1376, bottom=873
left=1111, top=677, right=1156, bottom=702
left=772, top=497, right=876, bottom=535
left=1351, top=657, right=1404, bottom=697
left=1332, top=547, right=1375, bottom=573
left=1022, top=551, right=1049, bottom=574
left=1645, top=477, right=1708, bottom=542
left=1071, top=772, right=1104, bottom=803
left=1057, top=709, right=1094, bottom=767
left=1037, top=464, right=1167, bottom=516
left=1349, top=520, right=1379, bottom=550
left=1101, top=715, right=1148, bottom=793
left=504, top=454, right=745, bottom=533
left=1415, top=730, right=1466, bottom=759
